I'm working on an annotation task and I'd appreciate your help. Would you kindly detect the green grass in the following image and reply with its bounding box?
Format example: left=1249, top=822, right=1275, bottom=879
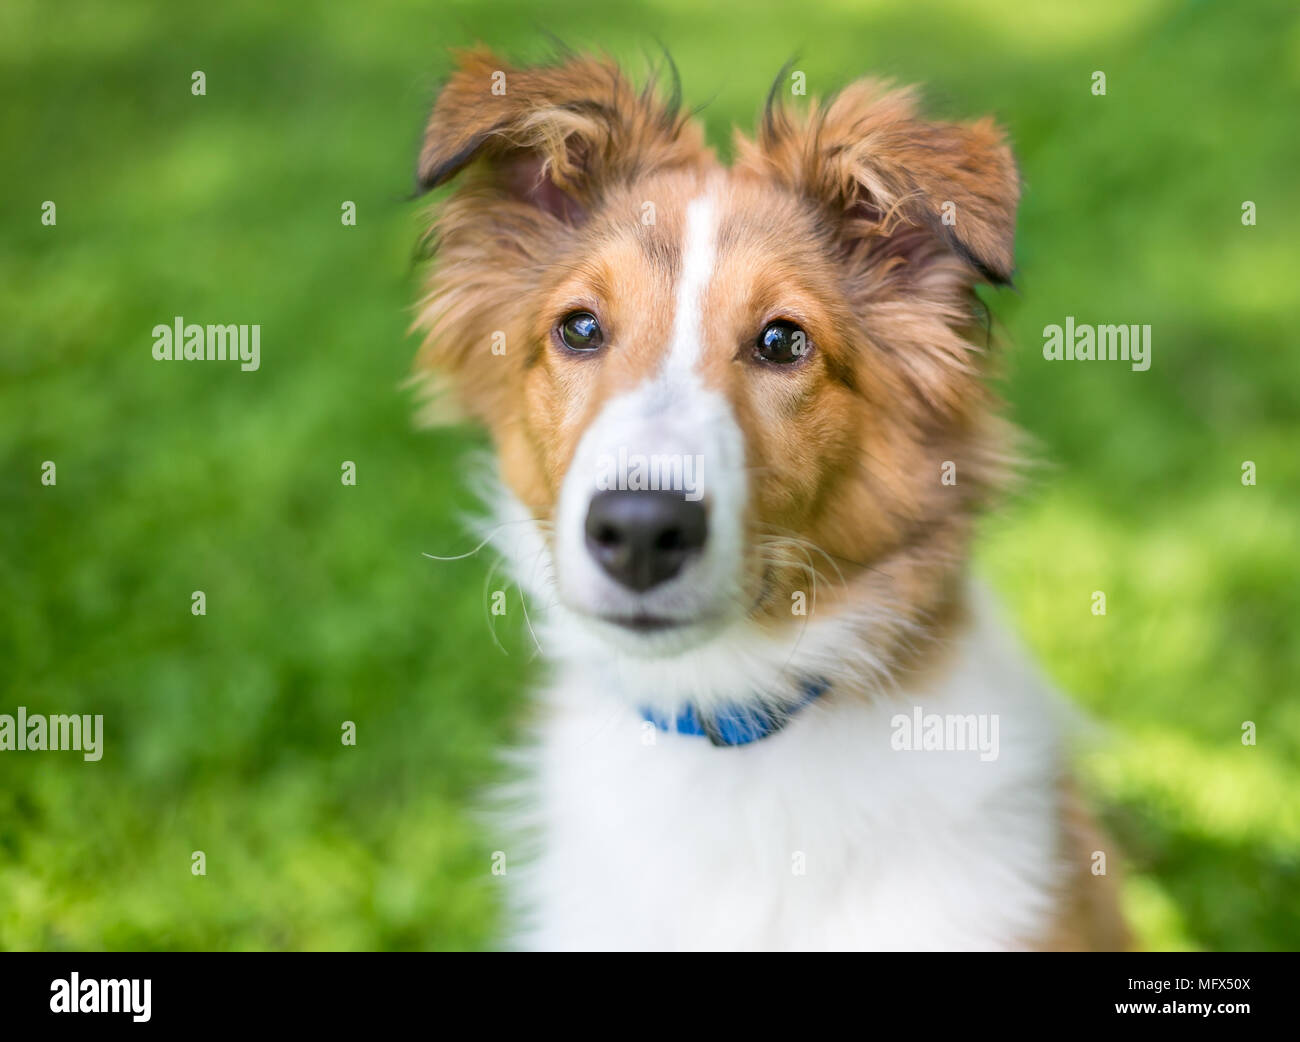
left=2, top=0, right=1297, bottom=950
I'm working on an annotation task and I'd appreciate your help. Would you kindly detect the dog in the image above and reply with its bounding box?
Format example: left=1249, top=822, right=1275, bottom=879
left=411, top=48, right=1129, bottom=951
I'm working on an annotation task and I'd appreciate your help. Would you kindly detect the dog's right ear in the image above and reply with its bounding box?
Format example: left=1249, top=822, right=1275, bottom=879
left=415, top=47, right=705, bottom=222
left=411, top=50, right=706, bottom=430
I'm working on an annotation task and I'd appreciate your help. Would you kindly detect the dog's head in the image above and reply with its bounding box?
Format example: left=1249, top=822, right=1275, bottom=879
left=414, top=49, right=1019, bottom=669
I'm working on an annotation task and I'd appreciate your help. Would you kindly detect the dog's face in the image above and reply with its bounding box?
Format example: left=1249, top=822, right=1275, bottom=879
left=415, top=51, right=1019, bottom=658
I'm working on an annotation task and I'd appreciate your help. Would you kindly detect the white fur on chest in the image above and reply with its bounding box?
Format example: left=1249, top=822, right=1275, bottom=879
left=498, top=588, right=1071, bottom=951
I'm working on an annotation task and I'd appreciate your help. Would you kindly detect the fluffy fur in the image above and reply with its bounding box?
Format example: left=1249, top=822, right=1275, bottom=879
left=411, top=48, right=1128, bottom=951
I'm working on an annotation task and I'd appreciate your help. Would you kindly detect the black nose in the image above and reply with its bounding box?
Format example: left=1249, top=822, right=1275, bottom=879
left=584, top=489, right=708, bottom=592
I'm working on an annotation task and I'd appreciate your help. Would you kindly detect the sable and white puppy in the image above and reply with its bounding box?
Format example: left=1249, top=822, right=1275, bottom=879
left=412, top=49, right=1128, bottom=951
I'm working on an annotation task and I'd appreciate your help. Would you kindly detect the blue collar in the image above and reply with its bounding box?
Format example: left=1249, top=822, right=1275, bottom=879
left=639, top=678, right=829, bottom=747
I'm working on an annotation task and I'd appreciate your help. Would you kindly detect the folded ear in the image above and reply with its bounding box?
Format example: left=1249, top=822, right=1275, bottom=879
left=416, top=47, right=706, bottom=220
left=739, top=79, right=1020, bottom=286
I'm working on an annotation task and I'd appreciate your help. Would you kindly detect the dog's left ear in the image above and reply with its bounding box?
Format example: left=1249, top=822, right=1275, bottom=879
left=739, top=78, right=1020, bottom=286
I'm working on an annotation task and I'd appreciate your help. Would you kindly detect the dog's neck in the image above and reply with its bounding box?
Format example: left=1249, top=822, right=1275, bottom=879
left=535, top=579, right=969, bottom=727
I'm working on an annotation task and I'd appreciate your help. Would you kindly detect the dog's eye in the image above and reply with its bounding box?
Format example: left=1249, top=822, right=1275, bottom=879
left=558, top=311, right=604, bottom=352
left=756, top=320, right=808, bottom=364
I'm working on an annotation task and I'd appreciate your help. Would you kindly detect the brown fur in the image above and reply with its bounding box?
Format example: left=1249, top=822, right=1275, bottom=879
left=413, top=49, right=1126, bottom=949
left=1037, top=782, right=1132, bottom=950
left=414, top=50, right=1015, bottom=644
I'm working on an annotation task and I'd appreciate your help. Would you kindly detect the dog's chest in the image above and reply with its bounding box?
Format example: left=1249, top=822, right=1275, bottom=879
left=507, top=627, right=1067, bottom=951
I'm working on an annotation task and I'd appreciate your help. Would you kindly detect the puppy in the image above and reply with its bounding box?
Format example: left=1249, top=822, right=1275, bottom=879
left=412, top=48, right=1128, bottom=951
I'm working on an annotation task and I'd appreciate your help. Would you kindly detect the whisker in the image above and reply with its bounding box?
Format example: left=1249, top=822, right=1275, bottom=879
left=518, top=587, right=545, bottom=660
left=422, top=517, right=548, bottom=562
left=754, top=523, right=851, bottom=587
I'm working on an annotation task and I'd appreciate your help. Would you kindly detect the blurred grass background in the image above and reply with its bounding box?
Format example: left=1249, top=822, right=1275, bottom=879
left=1, top=0, right=1297, bottom=950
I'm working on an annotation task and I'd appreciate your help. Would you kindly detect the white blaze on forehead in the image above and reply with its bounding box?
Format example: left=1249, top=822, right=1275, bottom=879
left=663, top=194, right=718, bottom=381
left=550, top=187, right=747, bottom=633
